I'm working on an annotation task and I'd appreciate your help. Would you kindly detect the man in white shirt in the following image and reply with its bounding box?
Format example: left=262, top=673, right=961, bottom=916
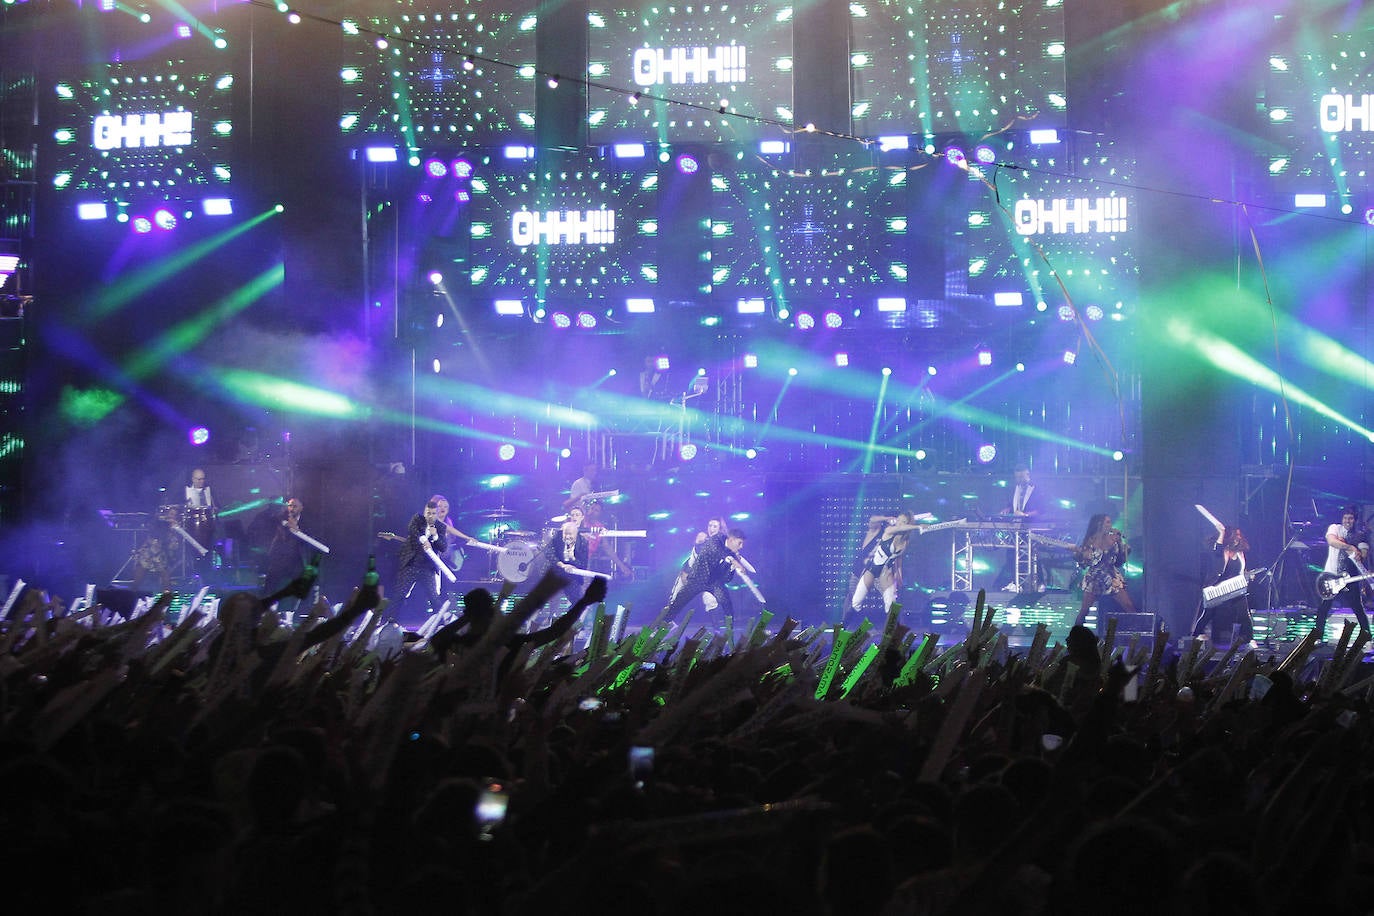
left=1314, top=505, right=1372, bottom=642
left=185, top=468, right=213, bottom=510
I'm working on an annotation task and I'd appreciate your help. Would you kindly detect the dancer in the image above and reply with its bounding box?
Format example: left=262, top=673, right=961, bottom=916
left=667, top=516, right=729, bottom=609
left=663, top=526, right=747, bottom=622
left=849, top=511, right=921, bottom=619
left=1072, top=514, right=1136, bottom=627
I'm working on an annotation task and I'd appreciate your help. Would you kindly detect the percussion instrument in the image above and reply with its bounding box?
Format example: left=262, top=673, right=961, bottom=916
left=157, top=504, right=183, bottom=524
left=183, top=505, right=217, bottom=555
left=497, top=538, right=539, bottom=583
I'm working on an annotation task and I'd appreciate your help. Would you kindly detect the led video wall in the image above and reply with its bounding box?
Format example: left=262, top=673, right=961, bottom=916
left=1263, top=15, right=1374, bottom=210
left=709, top=165, right=912, bottom=303
left=49, top=58, right=234, bottom=210
left=848, top=0, right=1067, bottom=138
left=343, top=0, right=538, bottom=143
left=466, top=154, right=662, bottom=304
left=587, top=1, right=795, bottom=144
left=960, top=136, right=1137, bottom=314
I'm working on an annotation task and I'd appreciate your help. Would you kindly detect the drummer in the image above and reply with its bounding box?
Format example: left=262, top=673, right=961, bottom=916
left=183, top=467, right=217, bottom=580
left=186, top=468, right=215, bottom=511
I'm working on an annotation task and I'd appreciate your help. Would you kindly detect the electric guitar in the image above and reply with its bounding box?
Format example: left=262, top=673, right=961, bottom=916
left=1317, top=569, right=1374, bottom=600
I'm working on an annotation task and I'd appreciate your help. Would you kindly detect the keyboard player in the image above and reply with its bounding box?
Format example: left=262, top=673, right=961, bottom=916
left=1190, top=522, right=1254, bottom=646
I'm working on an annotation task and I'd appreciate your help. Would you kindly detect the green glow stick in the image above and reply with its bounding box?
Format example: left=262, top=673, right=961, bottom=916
left=840, top=644, right=881, bottom=697
left=815, top=629, right=854, bottom=700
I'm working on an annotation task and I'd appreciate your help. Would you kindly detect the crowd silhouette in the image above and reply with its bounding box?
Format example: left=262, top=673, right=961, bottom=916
left=1, top=559, right=1372, bottom=915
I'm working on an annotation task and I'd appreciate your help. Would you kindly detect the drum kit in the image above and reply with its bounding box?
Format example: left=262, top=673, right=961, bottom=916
left=115, top=503, right=218, bottom=585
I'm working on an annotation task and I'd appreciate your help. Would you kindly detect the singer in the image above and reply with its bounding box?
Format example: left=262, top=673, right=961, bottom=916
left=257, top=497, right=310, bottom=612
left=392, top=498, right=449, bottom=620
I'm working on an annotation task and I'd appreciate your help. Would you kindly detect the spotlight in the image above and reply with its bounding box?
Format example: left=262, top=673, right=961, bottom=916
left=452, top=158, right=473, bottom=178
left=880, top=366, right=891, bottom=376
left=795, top=312, right=815, bottom=330
left=613, top=143, right=646, bottom=159
left=1112, top=450, right=1125, bottom=461
left=676, top=154, right=699, bottom=175
left=977, top=347, right=992, bottom=367
left=551, top=312, right=572, bottom=329
left=678, top=442, right=699, bottom=462
left=625, top=298, right=655, bottom=314
left=560, top=447, right=572, bottom=458
left=656, top=356, right=670, bottom=370
left=787, top=367, right=798, bottom=377
left=428, top=271, right=444, bottom=286
left=575, top=311, right=598, bottom=329
left=736, top=298, right=767, bottom=315
left=432, top=358, right=441, bottom=373
left=462, top=56, right=475, bottom=71
left=742, top=354, right=758, bottom=368
left=835, top=353, right=849, bottom=367
left=188, top=426, right=210, bottom=446
left=153, top=209, right=177, bottom=230
left=424, top=158, right=448, bottom=178
left=132, top=217, right=153, bottom=234
left=498, top=444, right=517, bottom=461
left=914, top=449, right=927, bottom=461
left=945, top=147, right=967, bottom=167
left=745, top=448, right=758, bottom=459
left=1084, top=304, right=1104, bottom=321
left=977, top=444, right=997, bottom=464
left=630, top=91, right=641, bottom=105
left=823, top=310, right=843, bottom=328
left=547, top=74, right=560, bottom=89
left=876, top=297, right=906, bottom=312
left=494, top=299, right=524, bottom=316
left=1063, top=350, right=1078, bottom=365
left=175, top=23, right=192, bottom=38
left=974, top=145, right=997, bottom=164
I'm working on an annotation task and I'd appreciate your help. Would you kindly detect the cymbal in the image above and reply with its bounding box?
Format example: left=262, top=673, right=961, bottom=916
left=478, top=508, right=517, bottom=518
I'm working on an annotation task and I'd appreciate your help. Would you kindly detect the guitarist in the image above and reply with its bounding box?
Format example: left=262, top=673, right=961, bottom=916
left=1314, top=506, right=1373, bottom=643
left=1189, top=523, right=1253, bottom=646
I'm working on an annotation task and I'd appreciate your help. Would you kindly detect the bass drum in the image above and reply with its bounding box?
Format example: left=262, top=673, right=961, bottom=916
left=497, top=538, right=539, bottom=583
